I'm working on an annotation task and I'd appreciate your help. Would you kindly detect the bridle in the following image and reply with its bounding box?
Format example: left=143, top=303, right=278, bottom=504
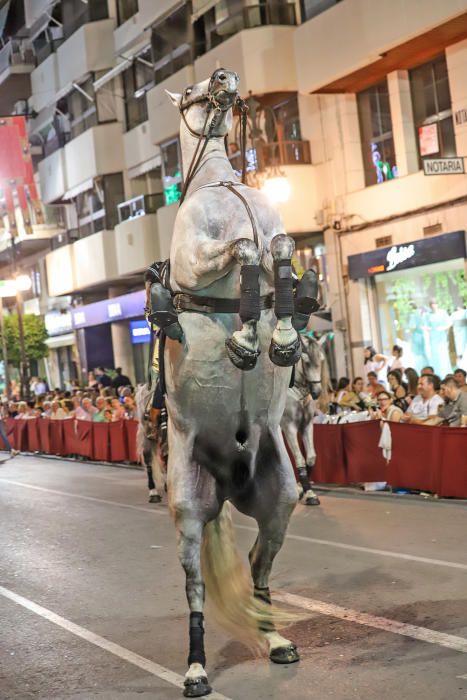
left=292, top=336, right=322, bottom=401
left=178, top=68, right=249, bottom=204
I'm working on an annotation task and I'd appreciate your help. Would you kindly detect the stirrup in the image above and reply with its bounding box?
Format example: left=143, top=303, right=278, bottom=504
left=268, top=335, right=301, bottom=367
left=225, top=337, right=260, bottom=371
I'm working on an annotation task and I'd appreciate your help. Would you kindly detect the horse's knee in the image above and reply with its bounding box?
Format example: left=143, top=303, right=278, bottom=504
left=231, top=238, right=259, bottom=265
left=270, top=233, right=294, bottom=260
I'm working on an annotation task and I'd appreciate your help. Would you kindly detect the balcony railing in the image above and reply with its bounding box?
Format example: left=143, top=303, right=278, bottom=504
left=230, top=140, right=311, bottom=173
left=63, top=0, right=109, bottom=39
left=117, top=193, right=164, bottom=224
left=0, top=40, right=35, bottom=75
left=33, top=36, right=64, bottom=66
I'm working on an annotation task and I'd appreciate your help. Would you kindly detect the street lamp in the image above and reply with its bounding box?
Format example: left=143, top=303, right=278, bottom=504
left=260, top=174, right=291, bottom=203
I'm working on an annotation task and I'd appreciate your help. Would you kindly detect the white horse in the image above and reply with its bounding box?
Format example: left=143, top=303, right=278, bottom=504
left=281, top=335, right=328, bottom=506
left=159, top=69, right=319, bottom=697
left=134, top=383, right=166, bottom=503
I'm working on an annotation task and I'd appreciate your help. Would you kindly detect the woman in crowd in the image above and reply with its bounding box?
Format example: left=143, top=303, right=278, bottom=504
left=387, top=369, right=409, bottom=411
left=87, top=371, right=98, bottom=391
left=405, top=367, right=419, bottom=399
left=389, top=345, right=404, bottom=372
left=370, top=390, right=403, bottom=422
left=336, top=377, right=350, bottom=405
left=366, top=371, right=386, bottom=398
left=338, top=377, right=366, bottom=411
left=363, top=346, right=387, bottom=385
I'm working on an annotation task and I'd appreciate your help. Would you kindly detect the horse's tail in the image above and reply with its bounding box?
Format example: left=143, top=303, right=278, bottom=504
left=201, top=501, right=295, bottom=651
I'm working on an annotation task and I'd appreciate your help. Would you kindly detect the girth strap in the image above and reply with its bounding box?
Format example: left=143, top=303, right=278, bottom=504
left=174, top=292, right=273, bottom=315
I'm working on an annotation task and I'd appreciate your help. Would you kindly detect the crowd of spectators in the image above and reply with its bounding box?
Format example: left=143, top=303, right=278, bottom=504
left=329, top=346, right=467, bottom=428
left=0, top=367, right=137, bottom=425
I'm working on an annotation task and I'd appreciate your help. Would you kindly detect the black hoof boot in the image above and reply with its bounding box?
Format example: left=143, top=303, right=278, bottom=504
left=304, top=495, right=320, bottom=506
left=270, top=644, right=300, bottom=664
left=148, top=493, right=162, bottom=504
left=268, top=336, right=301, bottom=367
left=183, top=677, right=212, bottom=697
left=225, top=337, right=260, bottom=371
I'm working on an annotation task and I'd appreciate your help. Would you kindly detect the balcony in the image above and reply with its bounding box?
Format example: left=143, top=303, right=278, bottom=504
left=45, top=245, right=76, bottom=297
left=147, top=64, right=195, bottom=145
left=123, top=120, right=160, bottom=174
left=115, top=195, right=166, bottom=276
left=64, top=123, right=124, bottom=193
left=194, top=24, right=297, bottom=95
left=38, top=149, right=67, bottom=204
left=56, top=19, right=115, bottom=94
left=0, top=40, right=35, bottom=112
left=230, top=140, right=311, bottom=174
left=138, top=0, right=182, bottom=31
left=31, top=52, right=60, bottom=112
left=72, top=230, right=119, bottom=290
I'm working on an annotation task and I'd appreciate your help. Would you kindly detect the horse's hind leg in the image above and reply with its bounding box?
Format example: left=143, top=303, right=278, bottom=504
left=143, top=446, right=161, bottom=503
left=302, top=420, right=320, bottom=506
left=269, top=234, right=300, bottom=367
left=283, top=423, right=319, bottom=506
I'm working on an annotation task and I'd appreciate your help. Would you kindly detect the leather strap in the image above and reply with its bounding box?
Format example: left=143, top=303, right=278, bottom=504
left=173, top=292, right=273, bottom=315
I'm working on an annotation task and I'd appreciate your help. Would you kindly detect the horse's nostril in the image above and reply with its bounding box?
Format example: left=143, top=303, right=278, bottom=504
left=218, top=73, right=226, bottom=81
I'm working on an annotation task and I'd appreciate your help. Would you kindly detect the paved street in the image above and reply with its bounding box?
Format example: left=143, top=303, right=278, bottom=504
left=0, top=455, right=466, bottom=700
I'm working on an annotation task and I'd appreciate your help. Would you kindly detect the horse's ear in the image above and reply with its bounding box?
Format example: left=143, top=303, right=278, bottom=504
left=317, top=335, right=327, bottom=347
left=165, top=90, right=182, bottom=108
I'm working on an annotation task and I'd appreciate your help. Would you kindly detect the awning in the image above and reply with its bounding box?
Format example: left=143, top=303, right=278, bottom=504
left=0, top=0, right=11, bottom=37
left=191, top=0, right=219, bottom=22
left=93, top=43, right=151, bottom=92
left=62, top=177, right=94, bottom=200
left=29, top=104, right=56, bottom=135
left=45, top=332, right=75, bottom=349
left=127, top=153, right=161, bottom=179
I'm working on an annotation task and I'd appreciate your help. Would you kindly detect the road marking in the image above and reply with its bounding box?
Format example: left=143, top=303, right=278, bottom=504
left=2, top=479, right=467, bottom=573
left=275, top=591, right=467, bottom=654
left=0, top=584, right=231, bottom=700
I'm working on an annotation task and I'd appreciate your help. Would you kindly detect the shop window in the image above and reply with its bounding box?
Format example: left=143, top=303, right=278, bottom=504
left=116, top=0, right=138, bottom=26
left=161, top=139, right=182, bottom=205
left=374, top=259, right=466, bottom=376
left=151, top=4, right=194, bottom=85
left=357, top=80, right=397, bottom=186
left=122, top=49, right=153, bottom=131
left=410, top=55, right=456, bottom=162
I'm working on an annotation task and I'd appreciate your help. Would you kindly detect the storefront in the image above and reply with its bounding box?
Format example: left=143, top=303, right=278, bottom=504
left=44, top=310, right=79, bottom=390
left=348, top=230, right=467, bottom=375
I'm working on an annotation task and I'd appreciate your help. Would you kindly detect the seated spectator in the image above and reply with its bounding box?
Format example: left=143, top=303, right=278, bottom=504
left=111, top=398, right=126, bottom=421
left=405, top=367, right=419, bottom=400
left=336, top=377, right=350, bottom=405
left=437, top=375, right=467, bottom=426
left=421, top=365, right=435, bottom=376
left=387, top=369, right=409, bottom=411
left=103, top=408, right=113, bottom=423
left=41, top=400, right=52, bottom=417
left=366, top=371, right=385, bottom=398
left=50, top=400, right=66, bottom=420
left=123, top=395, right=136, bottom=419
left=111, top=367, right=132, bottom=391
left=92, top=397, right=107, bottom=422
left=401, top=375, right=444, bottom=424
left=15, top=401, right=36, bottom=419
left=339, top=377, right=366, bottom=411
left=75, top=397, right=97, bottom=421
left=370, top=390, right=403, bottom=422
left=454, top=368, right=467, bottom=393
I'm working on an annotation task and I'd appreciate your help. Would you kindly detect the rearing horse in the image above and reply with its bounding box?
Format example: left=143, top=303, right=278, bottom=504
left=163, top=69, right=317, bottom=697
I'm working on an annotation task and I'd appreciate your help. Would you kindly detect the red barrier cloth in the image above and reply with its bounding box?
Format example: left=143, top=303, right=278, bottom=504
left=344, top=420, right=388, bottom=483
left=387, top=423, right=442, bottom=494
left=438, top=428, right=467, bottom=498
left=49, top=420, right=65, bottom=455
left=38, top=418, right=50, bottom=453
left=75, top=420, right=93, bottom=459
left=4, top=418, right=17, bottom=449
left=62, top=419, right=80, bottom=455
left=312, top=424, right=347, bottom=484
left=109, top=421, right=128, bottom=462
left=92, top=422, right=110, bottom=462
left=125, top=420, right=139, bottom=463
left=15, top=420, right=28, bottom=451
left=27, top=418, right=40, bottom=452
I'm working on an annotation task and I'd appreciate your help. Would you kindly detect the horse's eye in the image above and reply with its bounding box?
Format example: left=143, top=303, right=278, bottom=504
left=185, top=87, right=192, bottom=96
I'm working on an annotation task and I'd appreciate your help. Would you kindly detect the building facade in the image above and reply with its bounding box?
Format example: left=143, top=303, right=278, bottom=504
left=1, top=0, right=466, bottom=386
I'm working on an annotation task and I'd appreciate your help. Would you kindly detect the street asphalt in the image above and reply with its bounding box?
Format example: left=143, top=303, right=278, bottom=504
left=0, top=455, right=466, bottom=700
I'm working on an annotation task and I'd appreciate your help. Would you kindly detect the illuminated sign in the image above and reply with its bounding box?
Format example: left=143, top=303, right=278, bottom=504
left=418, top=124, right=438, bottom=156
left=386, top=244, right=415, bottom=272
left=107, top=302, right=122, bottom=318
left=130, top=320, right=151, bottom=344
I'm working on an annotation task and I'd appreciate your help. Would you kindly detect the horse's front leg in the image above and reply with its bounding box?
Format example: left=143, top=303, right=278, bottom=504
left=269, top=235, right=300, bottom=367
left=301, top=416, right=320, bottom=507
left=283, top=422, right=319, bottom=506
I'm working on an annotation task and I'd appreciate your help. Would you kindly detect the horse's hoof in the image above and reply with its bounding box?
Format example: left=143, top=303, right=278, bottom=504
left=183, top=677, right=212, bottom=697
left=225, top=337, right=260, bottom=371
left=269, top=336, right=301, bottom=367
left=270, top=644, right=300, bottom=664
left=304, top=495, right=320, bottom=506
left=148, top=494, right=162, bottom=503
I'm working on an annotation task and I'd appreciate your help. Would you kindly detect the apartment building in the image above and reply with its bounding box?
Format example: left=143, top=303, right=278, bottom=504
left=1, top=0, right=466, bottom=386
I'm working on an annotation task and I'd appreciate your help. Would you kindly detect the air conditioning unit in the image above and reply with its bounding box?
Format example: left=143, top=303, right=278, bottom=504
left=13, top=100, right=28, bottom=115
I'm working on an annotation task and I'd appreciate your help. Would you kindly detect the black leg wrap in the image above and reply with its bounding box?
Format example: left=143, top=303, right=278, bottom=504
left=254, top=586, right=275, bottom=633
left=188, top=612, right=206, bottom=668
left=297, top=467, right=311, bottom=494
left=239, top=265, right=260, bottom=322
left=274, top=259, right=294, bottom=318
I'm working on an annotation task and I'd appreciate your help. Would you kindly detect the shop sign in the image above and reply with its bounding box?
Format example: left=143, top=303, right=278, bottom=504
left=454, top=108, right=467, bottom=126
left=423, top=157, right=464, bottom=175
left=107, top=302, right=122, bottom=319
left=45, top=310, right=73, bottom=336
left=130, top=320, right=151, bottom=344
left=386, top=244, right=415, bottom=271
left=347, top=230, right=466, bottom=280
left=418, top=124, right=438, bottom=156
left=72, top=290, right=145, bottom=329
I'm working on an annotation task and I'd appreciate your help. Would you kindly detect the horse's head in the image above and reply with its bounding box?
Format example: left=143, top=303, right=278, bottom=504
left=166, top=68, right=240, bottom=138
left=299, top=335, right=325, bottom=400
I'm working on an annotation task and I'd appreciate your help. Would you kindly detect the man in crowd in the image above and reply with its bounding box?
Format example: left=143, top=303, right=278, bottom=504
left=95, top=367, right=111, bottom=388
left=454, top=368, right=467, bottom=392
left=92, top=397, right=107, bottom=422
left=75, top=397, right=97, bottom=421
left=437, top=375, right=467, bottom=426
left=111, top=367, right=131, bottom=391
left=401, top=374, right=444, bottom=425
left=421, top=366, right=435, bottom=376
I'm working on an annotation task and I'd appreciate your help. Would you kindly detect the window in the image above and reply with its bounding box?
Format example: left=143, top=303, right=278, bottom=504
left=76, top=174, right=124, bottom=237
left=357, top=80, right=397, bottom=186
left=410, top=55, right=456, bottom=162
left=62, top=0, right=109, bottom=39
left=66, top=76, right=97, bottom=139
left=151, top=5, right=193, bottom=85
left=117, top=0, right=138, bottom=26
left=161, top=140, right=182, bottom=205
left=122, top=49, right=153, bottom=131
left=300, top=0, right=342, bottom=21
